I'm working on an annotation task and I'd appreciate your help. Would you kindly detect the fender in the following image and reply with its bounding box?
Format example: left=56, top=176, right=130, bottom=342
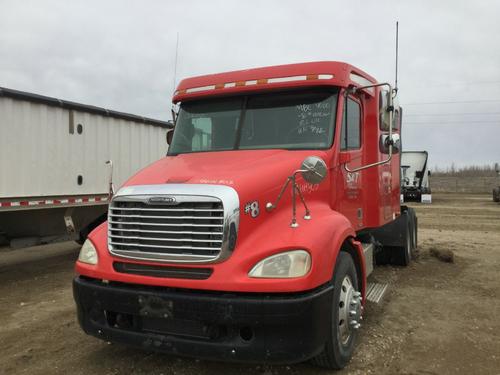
left=310, top=209, right=366, bottom=299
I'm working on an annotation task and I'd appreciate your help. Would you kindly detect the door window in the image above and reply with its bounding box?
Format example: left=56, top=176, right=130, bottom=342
left=340, top=98, right=361, bottom=150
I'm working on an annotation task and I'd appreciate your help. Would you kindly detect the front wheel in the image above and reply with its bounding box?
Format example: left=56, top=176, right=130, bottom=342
left=312, top=252, right=361, bottom=369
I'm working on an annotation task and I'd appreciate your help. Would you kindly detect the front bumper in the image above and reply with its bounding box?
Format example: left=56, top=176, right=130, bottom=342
left=73, top=276, right=333, bottom=364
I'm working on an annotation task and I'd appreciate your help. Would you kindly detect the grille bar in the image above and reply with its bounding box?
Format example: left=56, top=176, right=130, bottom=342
left=110, top=213, right=223, bottom=220
left=110, top=241, right=219, bottom=251
left=111, top=249, right=216, bottom=260
left=110, top=207, right=224, bottom=212
left=109, top=227, right=222, bottom=236
left=109, top=220, right=223, bottom=228
left=110, top=234, right=223, bottom=243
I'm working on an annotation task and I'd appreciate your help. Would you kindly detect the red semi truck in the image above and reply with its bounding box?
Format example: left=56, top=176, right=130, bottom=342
left=73, top=61, right=417, bottom=369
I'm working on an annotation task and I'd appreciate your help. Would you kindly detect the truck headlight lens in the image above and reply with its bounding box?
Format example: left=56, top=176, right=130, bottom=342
left=78, top=239, right=98, bottom=265
left=249, top=250, right=311, bottom=278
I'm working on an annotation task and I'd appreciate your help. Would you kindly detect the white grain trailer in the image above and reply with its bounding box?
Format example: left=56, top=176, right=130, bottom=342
left=400, top=151, right=432, bottom=203
left=0, top=87, right=172, bottom=248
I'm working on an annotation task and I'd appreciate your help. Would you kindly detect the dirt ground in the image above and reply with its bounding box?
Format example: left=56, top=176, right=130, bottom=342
left=1, top=193, right=499, bottom=375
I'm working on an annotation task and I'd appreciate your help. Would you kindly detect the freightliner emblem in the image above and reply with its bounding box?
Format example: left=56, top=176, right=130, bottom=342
left=148, top=196, right=177, bottom=205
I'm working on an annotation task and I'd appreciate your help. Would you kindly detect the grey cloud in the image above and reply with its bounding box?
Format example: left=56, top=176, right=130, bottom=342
left=1, top=0, right=499, bottom=167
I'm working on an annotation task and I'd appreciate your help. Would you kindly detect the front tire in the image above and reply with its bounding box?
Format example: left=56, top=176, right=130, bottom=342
left=312, top=251, right=360, bottom=369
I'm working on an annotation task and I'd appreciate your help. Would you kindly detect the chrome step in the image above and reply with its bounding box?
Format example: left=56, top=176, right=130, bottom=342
left=362, top=242, right=374, bottom=277
left=366, top=282, right=388, bottom=304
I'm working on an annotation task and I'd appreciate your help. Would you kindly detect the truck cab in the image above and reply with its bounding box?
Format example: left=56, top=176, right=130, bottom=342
left=73, top=61, right=417, bottom=369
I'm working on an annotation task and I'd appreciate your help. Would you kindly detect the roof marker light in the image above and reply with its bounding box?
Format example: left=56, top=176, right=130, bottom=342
left=185, top=85, right=215, bottom=93
left=175, top=74, right=335, bottom=96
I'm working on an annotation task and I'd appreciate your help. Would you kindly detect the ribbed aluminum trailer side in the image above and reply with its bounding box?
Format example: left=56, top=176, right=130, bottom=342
left=0, top=87, right=172, bottom=247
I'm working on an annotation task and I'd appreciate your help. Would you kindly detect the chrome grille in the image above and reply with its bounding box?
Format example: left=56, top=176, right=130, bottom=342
left=108, top=197, right=225, bottom=263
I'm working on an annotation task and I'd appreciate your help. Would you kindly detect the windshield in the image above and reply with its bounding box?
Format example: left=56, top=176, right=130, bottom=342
left=168, top=89, right=339, bottom=155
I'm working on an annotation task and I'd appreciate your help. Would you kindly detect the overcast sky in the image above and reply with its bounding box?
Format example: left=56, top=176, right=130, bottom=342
left=1, top=0, right=499, bottom=168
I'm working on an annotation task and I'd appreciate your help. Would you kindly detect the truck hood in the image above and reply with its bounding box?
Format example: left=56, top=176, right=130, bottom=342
left=123, top=149, right=330, bottom=204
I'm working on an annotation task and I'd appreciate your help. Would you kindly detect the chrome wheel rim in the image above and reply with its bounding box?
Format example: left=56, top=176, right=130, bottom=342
left=338, top=275, right=361, bottom=345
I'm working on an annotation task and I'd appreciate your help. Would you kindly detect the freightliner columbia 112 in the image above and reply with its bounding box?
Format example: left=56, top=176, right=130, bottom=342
left=73, top=61, right=418, bottom=369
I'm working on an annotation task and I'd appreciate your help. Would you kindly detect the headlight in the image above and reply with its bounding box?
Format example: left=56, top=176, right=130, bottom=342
left=249, top=250, right=311, bottom=278
left=78, top=239, right=98, bottom=265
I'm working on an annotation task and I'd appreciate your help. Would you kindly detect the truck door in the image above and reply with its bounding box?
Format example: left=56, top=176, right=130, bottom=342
left=338, top=95, right=364, bottom=229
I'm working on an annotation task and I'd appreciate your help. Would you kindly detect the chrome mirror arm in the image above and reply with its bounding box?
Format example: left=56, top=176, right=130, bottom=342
left=265, top=176, right=292, bottom=212
left=266, top=156, right=327, bottom=228
left=266, top=169, right=312, bottom=228
left=344, top=82, right=394, bottom=174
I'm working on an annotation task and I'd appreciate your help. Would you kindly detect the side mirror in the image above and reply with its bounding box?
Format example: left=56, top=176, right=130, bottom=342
left=301, top=156, right=327, bottom=184
left=379, top=90, right=392, bottom=131
left=166, top=130, right=173, bottom=145
left=380, top=133, right=400, bottom=154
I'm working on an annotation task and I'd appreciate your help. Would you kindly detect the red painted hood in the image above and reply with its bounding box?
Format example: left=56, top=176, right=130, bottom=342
left=123, top=149, right=329, bottom=204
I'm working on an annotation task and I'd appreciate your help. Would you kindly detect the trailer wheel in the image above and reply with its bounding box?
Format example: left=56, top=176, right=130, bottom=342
left=311, top=252, right=360, bottom=369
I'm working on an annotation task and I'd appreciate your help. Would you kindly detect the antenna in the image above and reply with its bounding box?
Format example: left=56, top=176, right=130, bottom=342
left=173, top=32, right=179, bottom=94
left=394, top=21, right=399, bottom=94
left=171, top=32, right=180, bottom=123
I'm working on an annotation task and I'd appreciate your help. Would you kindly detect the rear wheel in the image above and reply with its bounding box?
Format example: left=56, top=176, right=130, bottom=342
left=408, top=209, right=418, bottom=254
left=394, top=223, right=412, bottom=266
left=312, top=252, right=361, bottom=369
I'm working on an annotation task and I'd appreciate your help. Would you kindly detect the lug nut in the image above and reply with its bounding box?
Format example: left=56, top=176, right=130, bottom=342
left=349, top=310, right=357, bottom=317
left=350, top=320, right=358, bottom=327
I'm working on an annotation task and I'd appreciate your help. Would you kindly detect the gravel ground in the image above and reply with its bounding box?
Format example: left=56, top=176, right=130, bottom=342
left=1, top=193, right=499, bottom=374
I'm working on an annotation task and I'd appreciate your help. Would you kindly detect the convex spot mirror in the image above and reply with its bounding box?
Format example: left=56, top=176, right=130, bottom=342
left=301, top=156, right=327, bottom=184
left=380, top=133, right=400, bottom=154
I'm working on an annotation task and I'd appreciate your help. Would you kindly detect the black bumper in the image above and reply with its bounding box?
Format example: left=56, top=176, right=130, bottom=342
left=73, top=277, right=333, bottom=364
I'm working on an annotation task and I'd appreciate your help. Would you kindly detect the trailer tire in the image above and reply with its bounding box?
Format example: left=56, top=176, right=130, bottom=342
left=75, top=213, right=107, bottom=245
left=493, top=188, right=500, bottom=202
left=311, top=251, right=359, bottom=369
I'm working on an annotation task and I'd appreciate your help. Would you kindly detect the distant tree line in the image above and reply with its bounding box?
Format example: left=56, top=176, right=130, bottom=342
left=432, top=163, right=500, bottom=177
